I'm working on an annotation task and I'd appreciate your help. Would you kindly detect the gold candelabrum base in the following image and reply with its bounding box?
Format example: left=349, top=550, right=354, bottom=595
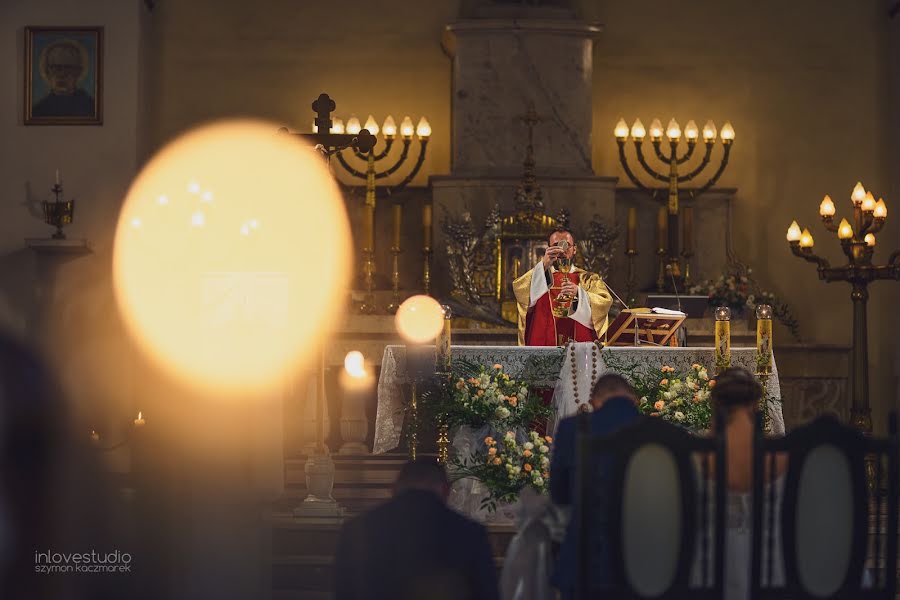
left=387, top=247, right=402, bottom=313
left=437, top=420, right=449, bottom=464
left=407, top=382, right=418, bottom=461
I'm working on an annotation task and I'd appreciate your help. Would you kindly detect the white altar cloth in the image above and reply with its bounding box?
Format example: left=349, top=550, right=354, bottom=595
left=374, top=344, right=784, bottom=454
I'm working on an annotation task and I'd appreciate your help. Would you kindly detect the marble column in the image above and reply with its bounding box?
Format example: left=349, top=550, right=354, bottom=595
left=433, top=10, right=616, bottom=298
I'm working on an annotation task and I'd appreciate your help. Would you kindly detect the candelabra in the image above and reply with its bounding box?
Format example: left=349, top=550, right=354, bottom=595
left=786, top=182, right=898, bottom=438
left=615, top=117, right=734, bottom=291
left=43, top=181, right=74, bottom=240
left=330, top=113, right=431, bottom=313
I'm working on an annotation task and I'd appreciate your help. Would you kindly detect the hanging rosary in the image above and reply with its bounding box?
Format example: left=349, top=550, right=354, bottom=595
left=568, top=339, right=605, bottom=410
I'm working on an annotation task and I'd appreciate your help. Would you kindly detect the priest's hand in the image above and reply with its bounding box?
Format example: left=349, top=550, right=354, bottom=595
left=560, top=280, right=579, bottom=299
left=542, top=246, right=564, bottom=270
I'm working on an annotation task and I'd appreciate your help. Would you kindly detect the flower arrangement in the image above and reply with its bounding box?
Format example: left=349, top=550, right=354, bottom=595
left=636, top=363, right=714, bottom=431
left=452, top=429, right=552, bottom=511
left=442, top=363, right=552, bottom=431
left=689, top=263, right=801, bottom=340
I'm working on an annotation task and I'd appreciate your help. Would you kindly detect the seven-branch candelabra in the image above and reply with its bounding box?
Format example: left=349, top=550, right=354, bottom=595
left=615, top=117, right=734, bottom=291
left=330, top=113, right=431, bottom=313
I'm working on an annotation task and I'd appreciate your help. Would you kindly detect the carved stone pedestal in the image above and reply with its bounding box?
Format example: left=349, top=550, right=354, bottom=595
left=293, top=452, right=344, bottom=522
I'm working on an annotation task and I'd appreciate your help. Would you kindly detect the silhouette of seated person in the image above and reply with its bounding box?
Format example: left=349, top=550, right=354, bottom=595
left=549, top=373, right=640, bottom=600
left=334, top=459, right=499, bottom=600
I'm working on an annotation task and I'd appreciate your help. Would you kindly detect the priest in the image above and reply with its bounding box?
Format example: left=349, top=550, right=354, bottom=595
left=513, top=228, right=613, bottom=346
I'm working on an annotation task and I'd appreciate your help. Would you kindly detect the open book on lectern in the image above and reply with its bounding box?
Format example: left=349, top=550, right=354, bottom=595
left=604, top=307, right=687, bottom=347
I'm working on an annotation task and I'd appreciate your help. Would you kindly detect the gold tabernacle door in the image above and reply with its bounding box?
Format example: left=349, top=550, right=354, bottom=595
left=604, top=309, right=686, bottom=347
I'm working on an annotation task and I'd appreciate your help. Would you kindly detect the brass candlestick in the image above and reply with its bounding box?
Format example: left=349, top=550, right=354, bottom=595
left=655, top=246, right=667, bottom=292
left=43, top=183, right=74, bottom=240
left=387, top=247, right=402, bottom=313
left=787, top=182, right=898, bottom=439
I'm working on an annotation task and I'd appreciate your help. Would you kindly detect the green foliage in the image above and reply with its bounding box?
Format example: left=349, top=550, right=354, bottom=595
left=451, top=429, right=552, bottom=512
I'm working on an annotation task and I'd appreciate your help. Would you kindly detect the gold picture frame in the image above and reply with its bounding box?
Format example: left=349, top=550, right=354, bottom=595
left=24, top=26, right=103, bottom=126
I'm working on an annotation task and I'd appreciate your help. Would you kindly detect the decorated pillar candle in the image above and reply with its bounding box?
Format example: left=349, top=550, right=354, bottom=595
left=755, top=304, right=773, bottom=374
left=682, top=206, right=694, bottom=254
left=656, top=205, right=667, bottom=251
left=392, top=203, right=402, bottom=249
left=714, top=306, right=731, bottom=374
left=626, top=207, right=637, bottom=252
left=423, top=203, right=433, bottom=249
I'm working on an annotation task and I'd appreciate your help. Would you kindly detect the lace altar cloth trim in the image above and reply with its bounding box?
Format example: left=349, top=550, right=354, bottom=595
left=373, top=344, right=784, bottom=454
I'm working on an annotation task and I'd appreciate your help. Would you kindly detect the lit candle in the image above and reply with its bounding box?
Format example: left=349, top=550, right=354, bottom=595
left=714, top=306, right=731, bottom=374
left=786, top=220, right=801, bottom=242
left=133, top=411, right=146, bottom=428
left=90, top=429, right=100, bottom=444
left=755, top=304, right=773, bottom=374
left=626, top=207, right=637, bottom=252
left=392, top=203, right=402, bottom=249
left=656, top=206, right=667, bottom=250
left=423, top=203, right=432, bottom=249
left=682, top=206, right=694, bottom=254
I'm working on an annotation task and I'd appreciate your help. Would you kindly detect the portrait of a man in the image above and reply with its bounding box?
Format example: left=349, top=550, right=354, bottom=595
left=25, top=27, right=103, bottom=125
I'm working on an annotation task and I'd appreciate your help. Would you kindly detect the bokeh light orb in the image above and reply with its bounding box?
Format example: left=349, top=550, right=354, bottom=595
left=344, top=350, right=367, bottom=378
left=395, top=295, right=444, bottom=344
left=113, top=120, right=351, bottom=394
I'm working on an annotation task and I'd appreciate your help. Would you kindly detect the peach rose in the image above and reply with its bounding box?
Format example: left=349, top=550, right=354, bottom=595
left=492, top=457, right=502, bottom=465
left=545, top=436, right=553, bottom=444
left=524, top=464, right=533, bottom=472
left=660, top=379, right=669, bottom=386
left=654, top=400, right=666, bottom=411
left=508, top=397, right=518, bottom=407
left=488, top=447, right=497, bottom=456
left=523, top=449, right=533, bottom=458
left=650, top=412, right=660, bottom=417
left=708, top=379, right=716, bottom=388
left=493, top=364, right=503, bottom=370
left=476, top=389, right=484, bottom=396
left=484, top=436, right=495, bottom=445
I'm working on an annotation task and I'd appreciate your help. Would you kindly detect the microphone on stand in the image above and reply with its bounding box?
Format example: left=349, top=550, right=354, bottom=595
left=665, top=264, right=683, bottom=314
left=666, top=264, right=688, bottom=347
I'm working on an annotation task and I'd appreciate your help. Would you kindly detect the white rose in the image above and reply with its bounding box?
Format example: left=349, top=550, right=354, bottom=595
left=539, top=445, right=549, bottom=454
left=513, top=466, right=521, bottom=474
left=496, top=407, right=511, bottom=419
left=541, top=456, right=550, bottom=468
left=640, top=396, right=649, bottom=403
left=532, top=476, right=544, bottom=486
left=675, top=411, right=685, bottom=421
left=663, top=390, right=676, bottom=401
left=505, top=431, right=515, bottom=440
left=699, top=369, right=709, bottom=380
left=524, top=442, right=534, bottom=450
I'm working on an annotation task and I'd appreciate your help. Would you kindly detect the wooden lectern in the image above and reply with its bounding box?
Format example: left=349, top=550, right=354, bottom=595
left=604, top=308, right=686, bottom=347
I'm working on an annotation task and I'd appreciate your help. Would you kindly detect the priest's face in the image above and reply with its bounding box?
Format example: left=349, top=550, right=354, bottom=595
left=549, top=231, right=576, bottom=261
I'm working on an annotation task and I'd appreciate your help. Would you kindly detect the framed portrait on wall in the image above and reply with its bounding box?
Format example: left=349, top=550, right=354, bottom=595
left=24, top=26, right=103, bottom=125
